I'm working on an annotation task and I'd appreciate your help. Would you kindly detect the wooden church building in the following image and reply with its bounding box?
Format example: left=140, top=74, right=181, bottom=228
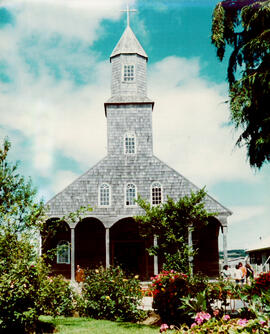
left=43, top=12, right=231, bottom=280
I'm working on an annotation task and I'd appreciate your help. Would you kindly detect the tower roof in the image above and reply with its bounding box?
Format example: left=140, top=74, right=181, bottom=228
left=110, top=25, right=148, bottom=61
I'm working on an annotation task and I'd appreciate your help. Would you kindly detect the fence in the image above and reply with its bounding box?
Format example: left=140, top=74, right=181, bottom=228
left=253, top=263, right=269, bottom=276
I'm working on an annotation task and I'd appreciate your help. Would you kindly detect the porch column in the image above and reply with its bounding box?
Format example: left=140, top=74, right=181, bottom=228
left=154, top=235, right=158, bottom=275
left=188, top=225, right=193, bottom=275
left=223, top=225, right=228, bottom=265
left=105, top=228, right=110, bottom=268
left=38, top=232, right=42, bottom=256
left=71, top=227, right=75, bottom=281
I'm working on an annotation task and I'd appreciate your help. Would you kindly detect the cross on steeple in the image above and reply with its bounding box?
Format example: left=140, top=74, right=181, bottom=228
left=121, top=4, right=137, bottom=27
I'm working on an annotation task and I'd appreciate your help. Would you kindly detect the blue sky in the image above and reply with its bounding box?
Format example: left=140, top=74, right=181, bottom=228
left=0, top=0, right=269, bottom=250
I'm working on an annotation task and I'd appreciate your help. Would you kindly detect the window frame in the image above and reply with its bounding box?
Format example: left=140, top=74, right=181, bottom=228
left=124, top=132, right=136, bottom=155
left=151, top=182, right=163, bottom=206
left=56, top=240, right=70, bottom=264
left=122, top=64, right=135, bottom=82
left=99, top=183, right=111, bottom=207
left=125, top=183, right=137, bottom=207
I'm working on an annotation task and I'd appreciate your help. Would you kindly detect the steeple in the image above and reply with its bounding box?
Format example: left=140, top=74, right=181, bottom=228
left=105, top=17, right=153, bottom=113
left=104, top=7, right=154, bottom=157
left=110, top=25, right=148, bottom=61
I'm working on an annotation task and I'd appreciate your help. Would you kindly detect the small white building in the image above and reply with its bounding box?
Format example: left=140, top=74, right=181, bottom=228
left=246, top=236, right=270, bottom=274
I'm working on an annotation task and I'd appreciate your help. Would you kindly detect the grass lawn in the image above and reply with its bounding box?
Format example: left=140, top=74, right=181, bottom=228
left=40, top=316, right=159, bottom=334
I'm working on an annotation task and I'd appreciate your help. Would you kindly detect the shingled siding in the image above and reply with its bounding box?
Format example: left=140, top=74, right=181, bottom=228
left=107, top=104, right=153, bottom=156
left=46, top=154, right=229, bottom=221
left=111, top=54, right=147, bottom=97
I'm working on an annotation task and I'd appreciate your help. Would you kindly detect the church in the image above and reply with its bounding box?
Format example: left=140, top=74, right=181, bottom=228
left=43, top=11, right=231, bottom=281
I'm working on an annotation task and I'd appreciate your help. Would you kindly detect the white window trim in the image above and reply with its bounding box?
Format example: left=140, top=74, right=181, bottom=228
left=125, top=183, right=137, bottom=207
left=57, top=240, right=70, bottom=264
left=151, top=181, right=163, bottom=206
left=124, top=132, right=136, bottom=155
left=98, top=183, right=111, bottom=207
left=122, top=64, right=136, bottom=83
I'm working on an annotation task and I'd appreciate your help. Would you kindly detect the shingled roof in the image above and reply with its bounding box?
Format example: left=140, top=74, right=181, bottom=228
left=110, top=25, right=148, bottom=61
left=46, top=155, right=232, bottom=219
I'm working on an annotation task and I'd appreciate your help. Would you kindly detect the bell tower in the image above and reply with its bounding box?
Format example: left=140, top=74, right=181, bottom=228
left=104, top=11, right=154, bottom=157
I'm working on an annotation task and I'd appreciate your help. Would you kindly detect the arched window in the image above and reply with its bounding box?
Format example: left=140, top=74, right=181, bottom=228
left=57, top=240, right=70, bottom=264
left=151, top=182, right=162, bottom=205
left=99, top=183, right=110, bottom=206
left=126, top=183, right=136, bottom=206
left=124, top=133, right=136, bottom=154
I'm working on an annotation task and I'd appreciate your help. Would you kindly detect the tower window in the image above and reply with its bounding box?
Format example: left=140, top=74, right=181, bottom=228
left=126, top=183, right=136, bottom=206
left=57, top=240, right=70, bottom=264
left=99, top=183, right=110, bottom=206
left=151, top=182, right=162, bottom=205
left=124, top=133, right=136, bottom=154
left=123, top=65, right=135, bottom=82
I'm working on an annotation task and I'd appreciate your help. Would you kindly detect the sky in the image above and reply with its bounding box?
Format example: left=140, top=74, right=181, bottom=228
left=0, top=0, right=269, bottom=251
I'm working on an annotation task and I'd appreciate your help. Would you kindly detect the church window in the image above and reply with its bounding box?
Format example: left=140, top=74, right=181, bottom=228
left=151, top=182, right=162, bottom=205
left=126, top=183, right=136, bottom=206
left=123, top=64, right=135, bottom=82
left=99, top=183, right=110, bottom=206
left=124, top=133, right=136, bottom=154
left=57, top=240, right=70, bottom=264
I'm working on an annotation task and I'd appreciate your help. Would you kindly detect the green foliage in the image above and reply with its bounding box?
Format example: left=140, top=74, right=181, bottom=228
left=254, top=271, right=270, bottom=294
left=211, top=0, right=270, bottom=168
left=0, top=139, right=78, bottom=332
left=174, top=315, right=269, bottom=333
left=150, top=270, right=208, bottom=325
left=0, top=139, right=44, bottom=235
left=0, top=253, right=45, bottom=332
left=81, top=266, right=145, bottom=322
left=38, top=275, right=76, bottom=317
left=136, top=188, right=215, bottom=273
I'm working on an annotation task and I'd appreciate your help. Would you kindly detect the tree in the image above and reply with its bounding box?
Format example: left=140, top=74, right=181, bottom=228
left=211, top=0, right=270, bottom=168
left=0, top=139, right=48, bottom=331
left=135, top=188, right=215, bottom=274
left=0, top=139, right=83, bottom=331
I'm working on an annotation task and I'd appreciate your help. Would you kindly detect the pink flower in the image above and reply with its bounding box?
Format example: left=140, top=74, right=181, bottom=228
left=259, top=320, right=267, bottom=327
left=191, top=323, right=197, bottom=328
left=160, top=323, right=169, bottom=333
left=213, top=309, right=219, bottom=317
left=237, top=319, right=248, bottom=326
left=222, top=314, right=230, bottom=321
left=195, top=312, right=211, bottom=325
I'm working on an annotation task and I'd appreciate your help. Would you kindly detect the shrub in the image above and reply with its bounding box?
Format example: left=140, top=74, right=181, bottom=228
left=151, top=270, right=188, bottom=324
left=81, top=266, right=145, bottom=321
left=38, top=275, right=75, bottom=317
left=0, top=249, right=47, bottom=333
left=254, top=272, right=270, bottom=294
left=0, top=237, right=77, bottom=332
left=172, top=313, right=270, bottom=333
left=151, top=270, right=208, bottom=325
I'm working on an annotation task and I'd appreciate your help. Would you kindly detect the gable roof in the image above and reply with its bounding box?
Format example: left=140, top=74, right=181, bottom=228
left=46, top=155, right=232, bottom=219
left=110, top=25, right=148, bottom=61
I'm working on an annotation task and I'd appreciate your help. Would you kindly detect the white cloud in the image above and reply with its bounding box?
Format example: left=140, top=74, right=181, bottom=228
left=228, top=205, right=266, bottom=225
left=2, top=0, right=133, bottom=41
left=51, top=170, right=79, bottom=194
left=149, top=56, right=258, bottom=186
left=0, top=2, right=261, bottom=193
